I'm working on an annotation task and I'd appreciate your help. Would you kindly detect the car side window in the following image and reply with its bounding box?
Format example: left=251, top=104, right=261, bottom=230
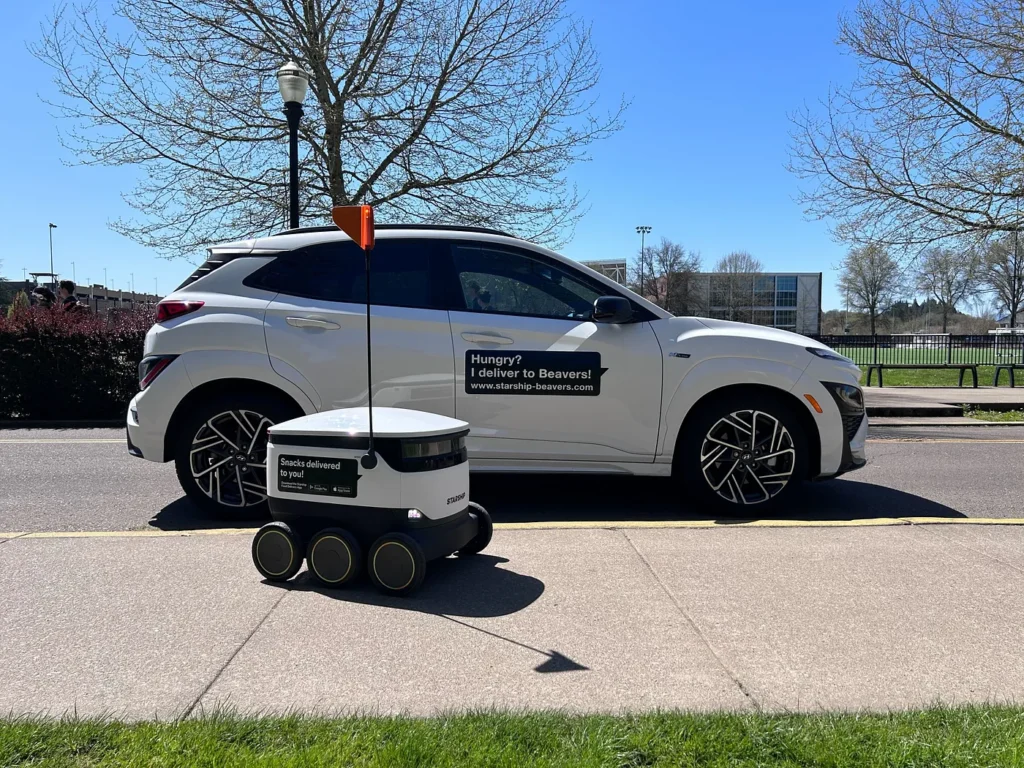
left=451, top=245, right=603, bottom=319
left=245, top=239, right=440, bottom=308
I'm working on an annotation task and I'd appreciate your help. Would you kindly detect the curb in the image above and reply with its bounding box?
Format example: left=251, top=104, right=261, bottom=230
left=4, top=517, right=1024, bottom=540
left=0, top=420, right=123, bottom=429
left=870, top=420, right=1024, bottom=427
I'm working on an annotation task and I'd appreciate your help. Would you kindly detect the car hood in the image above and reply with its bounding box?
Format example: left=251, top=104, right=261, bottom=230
left=692, top=317, right=829, bottom=350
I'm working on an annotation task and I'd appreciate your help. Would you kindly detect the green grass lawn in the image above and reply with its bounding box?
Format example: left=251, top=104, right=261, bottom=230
left=4, top=708, right=1024, bottom=767
left=966, top=408, right=1024, bottom=422
left=822, top=344, right=1020, bottom=387
left=857, top=366, right=998, bottom=387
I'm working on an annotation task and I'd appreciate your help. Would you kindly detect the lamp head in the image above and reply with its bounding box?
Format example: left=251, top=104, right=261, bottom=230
left=277, top=61, right=309, bottom=104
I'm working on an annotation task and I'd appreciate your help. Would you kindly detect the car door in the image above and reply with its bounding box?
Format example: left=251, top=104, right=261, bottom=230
left=255, top=238, right=456, bottom=416
left=445, top=242, right=663, bottom=463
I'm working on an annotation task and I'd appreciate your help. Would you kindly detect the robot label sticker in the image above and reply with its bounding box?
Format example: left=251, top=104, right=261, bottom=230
left=465, top=350, right=606, bottom=396
left=278, top=455, right=360, bottom=497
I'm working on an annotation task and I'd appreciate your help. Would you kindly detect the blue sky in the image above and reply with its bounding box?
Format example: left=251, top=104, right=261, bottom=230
left=0, top=0, right=858, bottom=308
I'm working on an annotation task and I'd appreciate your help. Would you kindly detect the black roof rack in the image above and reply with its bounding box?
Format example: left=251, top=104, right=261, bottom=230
left=269, top=223, right=517, bottom=238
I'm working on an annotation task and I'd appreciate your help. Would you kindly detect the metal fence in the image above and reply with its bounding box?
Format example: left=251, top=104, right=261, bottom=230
left=812, top=334, right=1024, bottom=366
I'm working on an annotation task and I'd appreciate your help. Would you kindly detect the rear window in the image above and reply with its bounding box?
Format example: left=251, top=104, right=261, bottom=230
left=244, top=238, right=443, bottom=308
left=176, top=250, right=253, bottom=290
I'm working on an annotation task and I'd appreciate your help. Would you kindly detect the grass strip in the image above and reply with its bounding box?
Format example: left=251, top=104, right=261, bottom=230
left=3, top=707, right=1024, bottom=767
left=965, top=408, right=1024, bottom=422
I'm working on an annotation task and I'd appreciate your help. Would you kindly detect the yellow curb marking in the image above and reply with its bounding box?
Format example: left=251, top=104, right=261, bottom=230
left=20, top=528, right=258, bottom=539
left=0, top=439, right=125, bottom=444
left=7, top=518, right=1024, bottom=540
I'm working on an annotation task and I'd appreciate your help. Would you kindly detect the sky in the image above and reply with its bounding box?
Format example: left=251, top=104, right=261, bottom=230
left=0, top=0, right=859, bottom=308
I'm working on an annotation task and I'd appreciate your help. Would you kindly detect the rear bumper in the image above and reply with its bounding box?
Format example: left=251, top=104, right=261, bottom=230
left=269, top=498, right=479, bottom=561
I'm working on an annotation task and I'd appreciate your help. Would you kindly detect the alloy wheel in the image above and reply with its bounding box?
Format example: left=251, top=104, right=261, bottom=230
left=189, top=409, right=274, bottom=508
left=699, top=409, right=795, bottom=505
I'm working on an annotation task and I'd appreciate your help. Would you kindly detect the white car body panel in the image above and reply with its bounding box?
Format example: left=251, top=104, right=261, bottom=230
left=263, top=297, right=455, bottom=416
left=449, top=312, right=663, bottom=461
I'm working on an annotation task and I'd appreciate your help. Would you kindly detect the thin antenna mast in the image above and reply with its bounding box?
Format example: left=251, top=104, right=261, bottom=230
left=361, top=238, right=377, bottom=469
left=331, top=205, right=378, bottom=469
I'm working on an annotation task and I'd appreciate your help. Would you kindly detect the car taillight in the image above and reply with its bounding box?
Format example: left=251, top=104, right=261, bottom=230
left=155, top=300, right=204, bottom=323
left=139, top=355, right=178, bottom=390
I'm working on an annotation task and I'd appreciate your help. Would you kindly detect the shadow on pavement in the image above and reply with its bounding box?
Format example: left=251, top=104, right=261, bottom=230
left=266, top=554, right=544, bottom=618
left=469, top=473, right=968, bottom=523
left=264, top=555, right=581, bottom=673
left=151, top=471, right=967, bottom=531
left=149, top=497, right=268, bottom=531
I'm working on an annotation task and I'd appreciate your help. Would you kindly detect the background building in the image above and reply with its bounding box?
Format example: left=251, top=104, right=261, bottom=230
left=579, top=260, right=821, bottom=336
left=0, top=278, right=160, bottom=315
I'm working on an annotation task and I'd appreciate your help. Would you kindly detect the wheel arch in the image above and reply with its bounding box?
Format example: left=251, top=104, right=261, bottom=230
left=670, top=383, right=821, bottom=480
left=163, top=378, right=308, bottom=462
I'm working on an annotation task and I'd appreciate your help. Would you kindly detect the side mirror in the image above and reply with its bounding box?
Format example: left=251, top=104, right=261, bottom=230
left=592, top=296, right=634, bottom=324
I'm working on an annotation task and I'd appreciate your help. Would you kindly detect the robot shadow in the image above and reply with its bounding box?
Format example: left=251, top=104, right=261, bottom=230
left=263, top=554, right=545, bottom=618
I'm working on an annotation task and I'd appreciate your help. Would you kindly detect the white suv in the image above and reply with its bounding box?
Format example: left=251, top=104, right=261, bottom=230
left=127, top=224, right=867, bottom=517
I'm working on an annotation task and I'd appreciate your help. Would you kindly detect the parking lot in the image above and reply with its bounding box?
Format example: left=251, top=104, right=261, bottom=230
left=1, top=424, right=1023, bottom=718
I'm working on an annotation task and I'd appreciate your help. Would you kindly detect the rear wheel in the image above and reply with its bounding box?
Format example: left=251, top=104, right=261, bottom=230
left=458, top=502, right=493, bottom=556
left=679, top=392, right=808, bottom=514
left=174, top=392, right=301, bottom=518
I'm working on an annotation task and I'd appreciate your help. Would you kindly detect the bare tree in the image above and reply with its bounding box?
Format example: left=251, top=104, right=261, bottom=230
left=34, top=0, right=625, bottom=258
left=983, top=235, right=1024, bottom=328
left=790, top=0, right=1024, bottom=249
left=711, top=251, right=763, bottom=322
left=837, top=243, right=903, bottom=334
left=629, top=238, right=702, bottom=314
left=915, top=247, right=981, bottom=332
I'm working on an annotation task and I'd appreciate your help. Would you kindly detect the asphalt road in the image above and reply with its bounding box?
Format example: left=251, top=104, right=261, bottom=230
left=1, top=425, right=1022, bottom=533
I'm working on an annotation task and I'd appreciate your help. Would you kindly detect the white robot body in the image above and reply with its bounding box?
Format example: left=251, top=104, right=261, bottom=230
left=267, top=407, right=469, bottom=521
left=255, top=406, right=490, bottom=594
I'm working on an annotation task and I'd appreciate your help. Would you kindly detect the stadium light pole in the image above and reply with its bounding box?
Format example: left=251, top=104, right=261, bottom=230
left=48, top=223, right=57, bottom=287
left=277, top=61, right=310, bottom=230
left=635, top=225, right=651, bottom=297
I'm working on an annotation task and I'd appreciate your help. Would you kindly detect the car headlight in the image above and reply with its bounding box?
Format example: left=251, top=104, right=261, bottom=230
left=823, top=382, right=864, bottom=411
left=807, top=346, right=854, bottom=364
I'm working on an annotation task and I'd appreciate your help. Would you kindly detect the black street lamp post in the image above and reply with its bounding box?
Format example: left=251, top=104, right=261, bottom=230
left=277, top=61, right=310, bottom=230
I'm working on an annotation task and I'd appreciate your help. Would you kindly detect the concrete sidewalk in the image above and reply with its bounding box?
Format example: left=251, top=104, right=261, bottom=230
left=865, top=387, right=1024, bottom=417
left=2, top=524, right=1023, bottom=719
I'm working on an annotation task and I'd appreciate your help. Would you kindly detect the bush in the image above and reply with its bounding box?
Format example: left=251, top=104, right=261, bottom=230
left=0, top=307, right=151, bottom=421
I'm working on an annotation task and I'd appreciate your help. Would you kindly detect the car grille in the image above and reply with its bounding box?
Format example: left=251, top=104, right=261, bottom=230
left=842, top=413, right=864, bottom=442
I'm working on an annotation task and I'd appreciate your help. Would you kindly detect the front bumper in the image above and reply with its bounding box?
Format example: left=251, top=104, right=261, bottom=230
left=832, top=411, right=868, bottom=478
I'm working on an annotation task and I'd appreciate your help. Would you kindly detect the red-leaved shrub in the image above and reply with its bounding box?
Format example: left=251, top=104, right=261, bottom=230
left=0, top=307, right=152, bottom=420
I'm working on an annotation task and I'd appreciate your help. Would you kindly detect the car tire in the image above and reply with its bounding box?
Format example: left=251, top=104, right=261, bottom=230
left=174, top=392, right=301, bottom=518
left=678, top=391, right=809, bottom=515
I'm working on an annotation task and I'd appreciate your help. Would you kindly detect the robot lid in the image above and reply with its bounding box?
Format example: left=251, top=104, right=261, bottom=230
left=268, top=406, right=469, bottom=440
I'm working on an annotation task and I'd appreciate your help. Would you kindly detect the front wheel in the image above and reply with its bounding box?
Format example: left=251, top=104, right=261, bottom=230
left=678, top=393, right=809, bottom=514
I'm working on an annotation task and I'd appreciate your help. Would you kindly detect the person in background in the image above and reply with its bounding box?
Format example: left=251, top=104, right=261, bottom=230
left=465, top=280, right=493, bottom=311
left=31, top=286, right=57, bottom=309
left=58, top=280, right=80, bottom=312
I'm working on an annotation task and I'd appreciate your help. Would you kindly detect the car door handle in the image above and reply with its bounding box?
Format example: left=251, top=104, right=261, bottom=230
left=461, top=332, right=514, bottom=345
left=286, top=316, right=340, bottom=330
